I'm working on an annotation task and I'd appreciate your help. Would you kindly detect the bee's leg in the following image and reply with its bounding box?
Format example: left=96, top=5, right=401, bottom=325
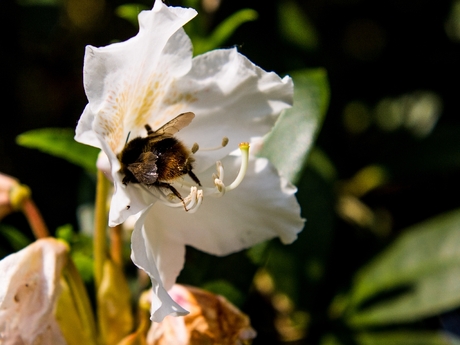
left=145, top=124, right=154, bottom=135
left=156, top=182, right=188, bottom=211
left=187, top=169, right=202, bottom=186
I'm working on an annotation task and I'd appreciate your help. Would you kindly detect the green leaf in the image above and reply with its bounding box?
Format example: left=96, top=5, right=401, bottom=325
left=0, top=224, right=31, bottom=251
left=321, top=331, right=460, bottom=345
left=191, top=9, right=258, bottom=55
left=202, top=280, right=245, bottom=307
left=17, top=0, right=59, bottom=6
left=115, top=3, right=148, bottom=27
left=264, top=163, right=336, bottom=308
left=343, top=208, right=460, bottom=326
left=278, top=0, right=319, bottom=50
left=56, top=223, right=75, bottom=244
left=56, top=224, right=94, bottom=283
left=355, top=331, right=460, bottom=345
left=259, top=68, right=330, bottom=184
left=16, top=128, right=99, bottom=173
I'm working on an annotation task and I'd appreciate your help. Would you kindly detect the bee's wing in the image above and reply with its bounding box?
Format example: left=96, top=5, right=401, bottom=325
left=151, top=112, right=195, bottom=137
left=127, top=152, right=158, bottom=185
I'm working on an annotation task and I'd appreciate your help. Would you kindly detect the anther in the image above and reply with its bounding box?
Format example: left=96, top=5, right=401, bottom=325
left=216, top=161, right=224, bottom=181
left=214, top=179, right=225, bottom=196
left=191, top=142, right=199, bottom=154
left=184, top=187, right=197, bottom=211
left=187, top=190, right=203, bottom=214
left=199, top=137, right=229, bottom=151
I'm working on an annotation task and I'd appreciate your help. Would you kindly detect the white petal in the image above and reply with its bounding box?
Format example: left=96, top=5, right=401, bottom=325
left=96, top=151, right=112, bottom=180
left=174, top=48, right=294, bottom=171
left=134, top=155, right=305, bottom=290
left=75, top=2, right=197, bottom=153
left=75, top=103, right=100, bottom=148
left=0, top=238, right=68, bottom=344
left=130, top=206, right=189, bottom=322
left=97, top=132, right=155, bottom=226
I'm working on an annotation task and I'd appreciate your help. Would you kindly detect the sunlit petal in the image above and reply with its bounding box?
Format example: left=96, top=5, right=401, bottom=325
left=139, top=154, right=304, bottom=288
left=131, top=206, right=188, bottom=322
left=175, top=48, right=293, bottom=171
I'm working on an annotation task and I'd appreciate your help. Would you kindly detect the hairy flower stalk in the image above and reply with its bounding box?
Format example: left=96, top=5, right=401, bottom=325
left=76, top=0, right=305, bottom=321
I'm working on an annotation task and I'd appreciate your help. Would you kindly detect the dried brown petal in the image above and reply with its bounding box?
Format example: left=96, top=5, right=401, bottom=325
left=147, top=285, right=256, bottom=345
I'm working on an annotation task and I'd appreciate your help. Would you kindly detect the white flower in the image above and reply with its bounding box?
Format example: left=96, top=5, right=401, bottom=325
left=75, top=1, right=305, bottom=321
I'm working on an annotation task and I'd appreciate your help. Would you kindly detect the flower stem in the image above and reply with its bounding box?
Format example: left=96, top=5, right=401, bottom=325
left=9, top=182, right=49, bottom=238
left=21, top=196, right=50, bottom=239
left=94, top=169, right=110, bottom=291
left=110, top=224, right=123, bottom=267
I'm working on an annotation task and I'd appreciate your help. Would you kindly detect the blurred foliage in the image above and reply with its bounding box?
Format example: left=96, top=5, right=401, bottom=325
left=260, top=68, right=330, bottom=184
left=56, top=224, right=94, bottom=284
left=16, top=128, right=100, bottom=174
left=2, top=0, right=460, bottom=344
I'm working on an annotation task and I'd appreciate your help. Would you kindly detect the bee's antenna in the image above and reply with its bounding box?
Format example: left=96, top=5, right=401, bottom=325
left=125, top=132, right=131, bottom=145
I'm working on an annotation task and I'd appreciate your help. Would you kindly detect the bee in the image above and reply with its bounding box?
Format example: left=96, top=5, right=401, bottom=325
left=117, top=112, right=201, bottom=209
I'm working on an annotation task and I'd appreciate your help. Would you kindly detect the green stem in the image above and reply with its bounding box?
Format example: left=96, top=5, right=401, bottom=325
left=110, top=225, right=123, bottom=267
left=94, top=170, right=109, bottom=296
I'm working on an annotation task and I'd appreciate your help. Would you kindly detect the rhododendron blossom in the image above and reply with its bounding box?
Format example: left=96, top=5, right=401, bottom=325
left=75, top=0, right=304, bottom=322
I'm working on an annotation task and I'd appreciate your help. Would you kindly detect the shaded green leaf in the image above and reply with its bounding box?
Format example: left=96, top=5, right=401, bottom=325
left=0, top=224, right=31, bottom=251
left=115, top=3, right=148, bottom=27
left=202, top=279, right=245, bottom=307
left=343, top=208, right=460, bottom=326
left=321, top=331, right=460, bottom=345
left=190, top=9, right=258, bottom=56
left=278, top=0, right=319, bottom=50
left=17, top=0, right=59, bottom=6
left=16, top=128, right=99, bottom=173
left=246, top=240, right=271, bottom=266
left=56, top=224, right=94, bottom=283
left=260, top=68, right=329, bottom=184
left=264, top=163, right=336, bottom=308
left=355, top=331, right=460, bottom=345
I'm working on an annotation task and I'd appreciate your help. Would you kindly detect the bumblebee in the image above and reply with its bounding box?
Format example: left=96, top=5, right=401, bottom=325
left=117, top=112, right=201, bottom=206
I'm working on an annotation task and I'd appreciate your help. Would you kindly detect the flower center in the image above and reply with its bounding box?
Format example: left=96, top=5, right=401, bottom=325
left=158, top=142, right=250, bottom=213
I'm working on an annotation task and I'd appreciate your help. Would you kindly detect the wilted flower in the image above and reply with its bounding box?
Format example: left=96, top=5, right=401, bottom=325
left=147, top=284, right=256, bottom=345
left=0, top=173, right=29, bottom=221
left=0, top=173, right=49, bottom=238
left=75, top=1, right=305, bottom=321
left=0, top=238, right=68, bottom=345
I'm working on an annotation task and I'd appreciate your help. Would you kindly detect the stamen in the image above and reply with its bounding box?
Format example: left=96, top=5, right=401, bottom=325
left=216, top=161, right=224, bottom=181
left=214, top=178, right=226, bottom=196
left=224, top=142, right=250, bottom=192
left=187, top=190, right=203, bottom=214
left=133, top=142, right=249, bottom=214
left=185, top=187, right=197, bottom=210
left=157, top=187, right=202, bottom=212
left=197, top=137, right=229, bottom=151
